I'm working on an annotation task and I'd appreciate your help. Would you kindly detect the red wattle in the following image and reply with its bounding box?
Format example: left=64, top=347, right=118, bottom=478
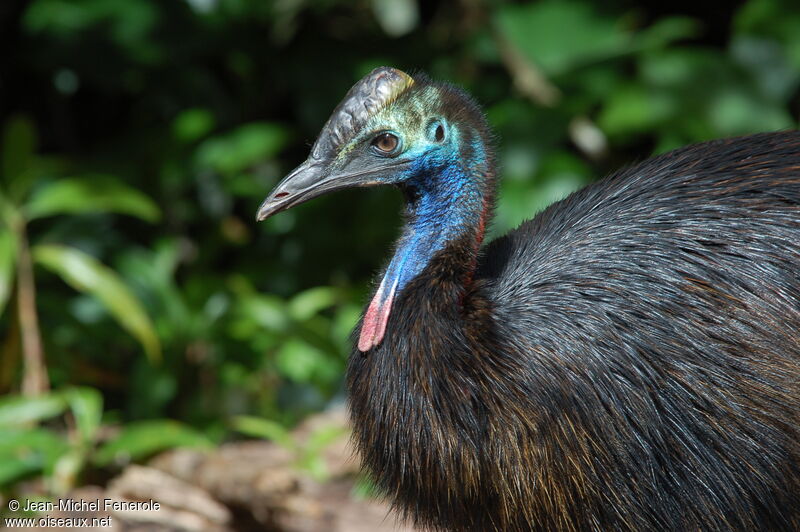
left=358, top=276, right=397, bottom=352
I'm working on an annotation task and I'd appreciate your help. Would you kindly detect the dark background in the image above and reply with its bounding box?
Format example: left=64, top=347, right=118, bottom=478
left=0, top=0, right=798, bottom=499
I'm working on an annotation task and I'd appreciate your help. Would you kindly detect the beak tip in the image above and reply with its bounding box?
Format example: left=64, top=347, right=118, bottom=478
left=255, top=202, right=273, bottom=222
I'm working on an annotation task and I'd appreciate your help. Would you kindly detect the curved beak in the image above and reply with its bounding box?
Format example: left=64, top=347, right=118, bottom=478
left=256, top=158, right=407, bottom=221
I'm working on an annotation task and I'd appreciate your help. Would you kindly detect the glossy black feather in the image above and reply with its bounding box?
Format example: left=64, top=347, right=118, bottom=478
left=348, top=131, right=800, bottom=531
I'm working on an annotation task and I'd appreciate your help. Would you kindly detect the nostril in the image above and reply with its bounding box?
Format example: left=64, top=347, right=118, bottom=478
left=275, top=192, right=290, bottom=199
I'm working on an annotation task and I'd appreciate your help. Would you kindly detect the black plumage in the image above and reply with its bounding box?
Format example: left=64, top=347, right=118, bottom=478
left=259, top=68, right=800, bottom=531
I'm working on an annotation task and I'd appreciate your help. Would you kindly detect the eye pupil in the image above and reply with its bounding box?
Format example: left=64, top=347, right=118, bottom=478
left=435, top=124, right=445, bottom=142
left=373, top=133, right=398, bottom=153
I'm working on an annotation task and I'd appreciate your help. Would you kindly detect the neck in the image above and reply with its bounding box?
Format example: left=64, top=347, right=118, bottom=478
left=358, top=141, right=495, bottom=352
left=397, top=162, right=488, bottom=289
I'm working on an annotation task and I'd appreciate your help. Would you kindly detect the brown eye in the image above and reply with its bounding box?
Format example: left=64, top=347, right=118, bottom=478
left=372, top=133, right=399, bottom=154
left=435, top=124, right=445, bottom=142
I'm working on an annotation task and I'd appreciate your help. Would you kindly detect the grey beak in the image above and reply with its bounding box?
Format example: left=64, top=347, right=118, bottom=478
left=256, top=158, right=408, bottom=222
left=256, top=159, right=328, bottom=221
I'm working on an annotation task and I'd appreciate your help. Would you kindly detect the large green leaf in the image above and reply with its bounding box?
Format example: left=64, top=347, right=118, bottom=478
left=496, top=5, right=697, bottom=80
left=496, top=1, right=630, bottom=76
left=0, top=393, right=68, bottom=427
left=196, top=122, right=289, bottom=176
left=32, top=244, right=161, bottom=363
left=24, top=176, right=161, bottom=222
left=93, top=420, right=212, bottom=467
left=0, top=228, right=16, bottom=318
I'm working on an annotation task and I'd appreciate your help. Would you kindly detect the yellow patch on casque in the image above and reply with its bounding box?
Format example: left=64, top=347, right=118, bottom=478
left=382, top=68, right=415, bottom=105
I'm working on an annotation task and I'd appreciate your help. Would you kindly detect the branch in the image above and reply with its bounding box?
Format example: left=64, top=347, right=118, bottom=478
left=16, top=222, right=48, bottom=395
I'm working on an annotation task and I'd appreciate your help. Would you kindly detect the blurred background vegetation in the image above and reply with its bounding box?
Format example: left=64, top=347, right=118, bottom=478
left=1, top=0, right=799, bottom=502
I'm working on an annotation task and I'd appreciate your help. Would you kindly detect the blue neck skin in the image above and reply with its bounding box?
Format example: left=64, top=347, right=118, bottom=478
left=381, top=151, right=486, bottom=300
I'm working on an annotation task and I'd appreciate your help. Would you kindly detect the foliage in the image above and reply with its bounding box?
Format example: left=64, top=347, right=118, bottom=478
left=0, top=387, right=209, bottom=496
left=0, top=115, right=162, bottom=399
left=1, top=0, right=798, bottom=498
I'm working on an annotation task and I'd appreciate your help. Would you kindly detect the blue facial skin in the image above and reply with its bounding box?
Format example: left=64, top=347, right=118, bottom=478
left=377, top=125, right=487, bottom=301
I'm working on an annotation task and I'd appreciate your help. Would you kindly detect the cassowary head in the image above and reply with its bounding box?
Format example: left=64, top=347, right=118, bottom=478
left=256, top=67, right=493, bottom=222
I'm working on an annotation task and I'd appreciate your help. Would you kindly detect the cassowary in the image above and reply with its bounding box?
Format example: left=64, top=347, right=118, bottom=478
left=257, top=67, right=800, bottom=531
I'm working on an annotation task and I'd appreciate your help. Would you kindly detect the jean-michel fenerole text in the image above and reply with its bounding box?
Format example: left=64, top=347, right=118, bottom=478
left=21, top=498, right=161, bottom=513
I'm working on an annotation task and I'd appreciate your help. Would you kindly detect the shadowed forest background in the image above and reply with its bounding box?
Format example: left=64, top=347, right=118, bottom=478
left=1, top=0, right=800, bottom=527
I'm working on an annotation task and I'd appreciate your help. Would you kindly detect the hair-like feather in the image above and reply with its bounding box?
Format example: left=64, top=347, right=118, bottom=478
left=265, top=69, right=800, bottom=531
left=347, top=84, right=800, bottom=529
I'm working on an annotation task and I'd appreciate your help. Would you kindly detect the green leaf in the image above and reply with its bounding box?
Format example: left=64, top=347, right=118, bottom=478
left=0, top=228, right=17, bottom=318
left=0, top=393, right=68, bottom=427
left=64, top=387, right=103, bottom=444
left=635, top=16, right=699, bottom=50
left=50, top=388, right=103, bottom=493
left=496, top=1, right=630, bottom=76
left=275, top=339, right=326, bottom=383
left=93, top=420, right=212, bottom=467
left=173, top=108, right=216, bottom=142
left=25, top=176, right=161, bottom=222
left=0, top=427, right=70, bottom=486
left=33, top=244, right=161, bottom=363
left=237, top=293, right=290, bottom=332
left=0, top=454, right=40, bottom=486
left=598, top=85, right=677, bottom=136
left=196, top=122, right=289, bottom=176
left=288, top=286, right=337, bottom=322
left=232, top=416, right=295, bottom=450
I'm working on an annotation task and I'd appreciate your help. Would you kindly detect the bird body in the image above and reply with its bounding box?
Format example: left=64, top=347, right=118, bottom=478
left=258, top=68, right=800, bottom=531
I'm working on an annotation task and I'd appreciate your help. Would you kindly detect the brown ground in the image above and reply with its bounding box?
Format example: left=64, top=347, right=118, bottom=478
left=5, top=408, right=416, bottom=532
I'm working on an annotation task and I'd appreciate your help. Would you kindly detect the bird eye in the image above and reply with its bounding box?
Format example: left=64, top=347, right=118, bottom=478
left=435, top=124, right=445, bottom=142
left=372, top=133, right=399, bottom=155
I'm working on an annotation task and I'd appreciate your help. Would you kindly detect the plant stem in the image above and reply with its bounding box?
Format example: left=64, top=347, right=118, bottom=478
left=16, top=222, right=48, bottom=395
left=0, top=308, right=21, bottom=393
